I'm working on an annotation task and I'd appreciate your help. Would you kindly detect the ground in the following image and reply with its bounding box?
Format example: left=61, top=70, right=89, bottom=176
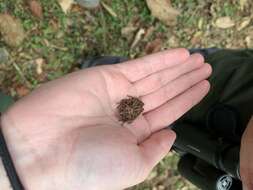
left=0, top=0, right=252, bottom=189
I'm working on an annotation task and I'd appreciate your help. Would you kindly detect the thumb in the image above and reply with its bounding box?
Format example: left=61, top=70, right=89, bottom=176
left=140, top=129, right=176, bottom=171
left=240, top=117, right=253, bottom=190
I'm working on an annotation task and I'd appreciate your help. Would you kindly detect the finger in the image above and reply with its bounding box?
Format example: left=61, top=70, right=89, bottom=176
left=133, top=53, right=205, bottom=96
left=139, top=129, right=176, bottom=172
left=241, top=163, right=253, bottom=190
left=116, top=48, right=190, bottom=82
left=142, top=64, right=212, bottom=112
left=241, top=167, right=253, bottom=190
left=145, top=80, right=210, bottom=132
left=240, top=117, right=253, bottom=190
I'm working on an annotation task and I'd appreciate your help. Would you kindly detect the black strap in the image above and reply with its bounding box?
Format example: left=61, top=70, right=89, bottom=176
left=0, top=125, right=24, bottom=190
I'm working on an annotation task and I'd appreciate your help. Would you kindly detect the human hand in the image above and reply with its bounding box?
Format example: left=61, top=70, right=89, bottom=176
left=1, top=48, right=211, bottom=190
left=240, top=117, right=253, bottom=190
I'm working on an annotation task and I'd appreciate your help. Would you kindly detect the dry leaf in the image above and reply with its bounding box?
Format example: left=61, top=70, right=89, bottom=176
left=101, top=2, right=117, bottom=18
left=121, top=26, right=138, bottom=37
left=121, top=25, right=138, bottom=43
left=143, top=26, right=155, bottom=40
left=145, top=38, right=162, bottom=54
left=238, top=17, right=251, bottom=31
left=16, top=86, right=30, bottom=97
left=240, top=0, right=248, bottom=10
left=146, top=0, right=180, bottom=26
left=191, top=31, right=202, bottom=45
left=215, top=17, right=235, bottom=29
left=0, top=14, right=26, bottom=47
left=75, top=0, right=100, bottom=8
left=58, top=0, right=74, bottom=13
left=28, top=0, right=43, bottom=19
left=245, top=29, right=253, bottom=48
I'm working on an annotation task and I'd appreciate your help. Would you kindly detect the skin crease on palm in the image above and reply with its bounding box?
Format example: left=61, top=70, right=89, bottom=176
left=0, top=48, right=215, bottom=190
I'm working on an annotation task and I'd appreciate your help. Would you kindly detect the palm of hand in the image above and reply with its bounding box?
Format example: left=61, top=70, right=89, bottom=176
left=2, top=49, right=211, bottom=190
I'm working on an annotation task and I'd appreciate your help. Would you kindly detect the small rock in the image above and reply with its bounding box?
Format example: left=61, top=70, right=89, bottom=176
left=0, top=14, right=26, bottom=47
left=35, top=58, right=45, bottom=75
left=245, top=36, right=253, bottom=48
left=0, top=48, right=9, bottom=63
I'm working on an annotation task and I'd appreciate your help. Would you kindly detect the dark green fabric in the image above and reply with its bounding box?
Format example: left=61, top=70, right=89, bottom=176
left=181, top=49, right=253, bottom=139
left=0, top=92, right=14, bottom=113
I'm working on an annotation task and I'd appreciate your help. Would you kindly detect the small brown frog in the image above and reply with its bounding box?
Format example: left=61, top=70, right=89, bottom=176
left=117, top=95, right=145, bottom=124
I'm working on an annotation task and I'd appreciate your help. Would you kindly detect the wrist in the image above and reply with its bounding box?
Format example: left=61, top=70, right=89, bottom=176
left=0, top=113, right=27, bottom=189
left=0, top=110, right=27, bottom=190
left=1, top=113, right=38, bottom=190
left=1, top=110, right=68, bottom=190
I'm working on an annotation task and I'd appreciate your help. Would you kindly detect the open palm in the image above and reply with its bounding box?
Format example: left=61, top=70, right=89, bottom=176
left=1, top=49, right=212, bottom=190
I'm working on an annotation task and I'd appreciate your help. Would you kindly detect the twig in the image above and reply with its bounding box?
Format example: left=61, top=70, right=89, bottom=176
left=12, top=62, right=32, bottom=88
left=101, top=1, right=118, bottom=18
